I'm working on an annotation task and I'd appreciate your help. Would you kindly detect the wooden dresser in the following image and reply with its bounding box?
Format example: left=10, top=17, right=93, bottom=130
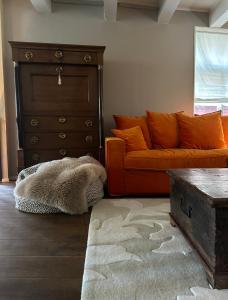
left=10, top=42, right=105, bottom=171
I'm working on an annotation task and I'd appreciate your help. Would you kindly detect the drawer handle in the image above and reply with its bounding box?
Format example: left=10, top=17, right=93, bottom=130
left=30, top=136, right=39, bottom=145
left=85, top=120, right=93, bottom=127
left=83, top=55, right=92, bottom=63
left=85, top=135, right=93, bottom=144
left=32, top=153, right=40, bottom=162
left=55, top=50, right=63, bottom=59
left=25, top=51, right=33, bottom=61
left=180, top=197, right=192, bottom=218
left=59, top=149, right=67, bottom=156
left=58, top=117, right=67, bottom=124
left=30, top=119, right=39, bottom=127
left=58, top=133, right=67, bottom=139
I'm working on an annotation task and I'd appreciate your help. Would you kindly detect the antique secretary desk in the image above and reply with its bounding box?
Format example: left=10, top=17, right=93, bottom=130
left=10, top=41, right=105, bottom=171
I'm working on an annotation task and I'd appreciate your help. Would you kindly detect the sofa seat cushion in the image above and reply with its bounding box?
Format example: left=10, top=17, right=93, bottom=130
left=125, top=148, right=228, bottom=170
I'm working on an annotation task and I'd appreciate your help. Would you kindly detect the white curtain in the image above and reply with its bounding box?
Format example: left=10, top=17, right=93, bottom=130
left=195, top=30, right=228, bottom=102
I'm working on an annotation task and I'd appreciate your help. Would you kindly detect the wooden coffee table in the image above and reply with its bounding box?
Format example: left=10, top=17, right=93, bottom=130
left=168, top=168, right=228, bottom=289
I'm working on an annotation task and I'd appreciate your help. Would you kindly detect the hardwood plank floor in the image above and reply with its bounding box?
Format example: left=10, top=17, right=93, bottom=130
left=0, top=183, right=90, bottom=300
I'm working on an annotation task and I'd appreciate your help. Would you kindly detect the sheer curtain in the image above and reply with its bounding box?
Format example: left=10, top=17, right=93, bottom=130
left=195, top=30, right=228, bottom=102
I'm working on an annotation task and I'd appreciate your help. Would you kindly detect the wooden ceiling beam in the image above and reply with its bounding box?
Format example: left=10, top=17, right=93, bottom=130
left=158, top=0, right=181, bottom=24
left=104, top=0, right=118, bottom=21
left=30, top=0, right=52, bottom=13
left=210, top=0, right=228, bottom=28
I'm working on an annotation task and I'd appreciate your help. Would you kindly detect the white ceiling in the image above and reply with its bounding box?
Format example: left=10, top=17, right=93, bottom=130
left=178, top=0, right=220, bottom=12
left=32, top=0, right=228, bottom=27
left=53, top=0, right=221, bottom=12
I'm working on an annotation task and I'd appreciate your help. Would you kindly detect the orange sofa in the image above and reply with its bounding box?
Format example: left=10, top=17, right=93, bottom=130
left=105, top=113, right=228, bottom=196
left=105, top=138, right=228, bottom=196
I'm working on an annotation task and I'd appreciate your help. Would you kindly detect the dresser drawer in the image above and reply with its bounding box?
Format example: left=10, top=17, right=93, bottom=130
left=15, top=48, right=98, bottom=65
left=24, top=148, right=99, bottom=166
left=24, top=132, right=98, bottom=149
left=23, top=116, right=98, bottom=132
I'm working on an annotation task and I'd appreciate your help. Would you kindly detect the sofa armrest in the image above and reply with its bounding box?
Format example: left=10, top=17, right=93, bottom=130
left=105, top=137, right=126, bottom=196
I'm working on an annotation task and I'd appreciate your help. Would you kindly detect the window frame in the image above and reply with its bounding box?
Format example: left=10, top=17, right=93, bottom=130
left=194, top=26, right=228, bottom=115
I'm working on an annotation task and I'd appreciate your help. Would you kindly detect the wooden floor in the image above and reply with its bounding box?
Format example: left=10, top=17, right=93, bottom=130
left=0, top=183, right=90, bottom=300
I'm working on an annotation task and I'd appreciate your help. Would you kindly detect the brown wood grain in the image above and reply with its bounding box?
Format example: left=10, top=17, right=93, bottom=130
left=0, top=183, right=90, bottom=299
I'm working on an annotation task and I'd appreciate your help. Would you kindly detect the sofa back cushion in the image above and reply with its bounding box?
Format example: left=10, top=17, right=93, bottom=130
left=112, top=126, right=148, bottom=152
left=222, top=116, right=228, bottom=146
left=146, top=111, right=179, bottom=148
left=113, top=115, right=152, bottom=148
left=177, top=111, right=226, bottom=149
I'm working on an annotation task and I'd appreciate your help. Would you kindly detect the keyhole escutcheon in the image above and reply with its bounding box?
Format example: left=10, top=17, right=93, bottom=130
left=56, top=66, right=63, bottom=86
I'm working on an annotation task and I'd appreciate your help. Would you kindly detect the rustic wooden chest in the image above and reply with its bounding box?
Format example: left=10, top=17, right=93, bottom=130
left=10, top=41, right=105, bottom=171
left=168, top=168, right=228, bottom=289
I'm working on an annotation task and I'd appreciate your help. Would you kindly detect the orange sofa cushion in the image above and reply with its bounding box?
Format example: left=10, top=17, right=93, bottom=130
left=222, top=116, right=228, bottom=146
left=113, top=115, right=152, bottom=148
left=112, top=126, right=148, bottom=152
left=125, top=148, right=228, bottom=170
left=177, top=112, right=226, bottom=149
left=146, top=111, right=179, bottom=148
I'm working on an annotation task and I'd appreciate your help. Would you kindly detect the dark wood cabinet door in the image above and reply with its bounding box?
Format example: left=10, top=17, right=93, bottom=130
left=20, top=64, right=98, bottom=115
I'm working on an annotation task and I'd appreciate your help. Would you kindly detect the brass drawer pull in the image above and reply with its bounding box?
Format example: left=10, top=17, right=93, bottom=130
left=58, top=117, right=67, bottom=124
left=30, top=119, right=39, bottom=127
left=58, top=133, right=67, bottom=139
left=55, top=50, right=63, bottom=59
left=83, top=55, right=92, bottom=63
left=25, top=51, right=33, bottom=61
left=32, top=153, right=40, bottom=162
left=85, top=120, right=93, bottom=127
left=85, top=135, right=93, bottom=143
left=30, top=136, right=39, bottom=145
left=59, top=149, right=67, bottom=156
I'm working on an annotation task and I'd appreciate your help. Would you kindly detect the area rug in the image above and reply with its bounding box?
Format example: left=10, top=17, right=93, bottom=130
left=81, top=198, right=228, bottom=300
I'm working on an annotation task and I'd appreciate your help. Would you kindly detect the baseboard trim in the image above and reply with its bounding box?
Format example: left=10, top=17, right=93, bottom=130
left=1, top=176, right=17, bottom=182
left=2, top=177, right=10, bottom=183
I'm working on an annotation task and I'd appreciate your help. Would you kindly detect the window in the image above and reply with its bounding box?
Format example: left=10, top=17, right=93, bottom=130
left=194, top=28, right=228, bottom=115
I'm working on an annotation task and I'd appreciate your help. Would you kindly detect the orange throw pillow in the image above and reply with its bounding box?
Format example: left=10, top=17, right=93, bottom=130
left=177, top=112, right=226, bottom=149
left=112, top=126, right=148, bottom=152
left=113, top=115, right=152, bottom=148
left=146, top=111, right=179, bottom=148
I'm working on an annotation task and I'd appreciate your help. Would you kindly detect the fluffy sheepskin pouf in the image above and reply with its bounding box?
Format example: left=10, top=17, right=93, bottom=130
left=14, top=156, right=107, bottom=215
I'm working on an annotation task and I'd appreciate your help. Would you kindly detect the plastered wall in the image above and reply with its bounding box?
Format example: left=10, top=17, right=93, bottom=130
left=3, top=0, right=208, bottom=177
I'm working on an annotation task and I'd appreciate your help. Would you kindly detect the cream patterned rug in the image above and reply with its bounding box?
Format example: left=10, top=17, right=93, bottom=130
left=81, top=199, right=228, bottom=300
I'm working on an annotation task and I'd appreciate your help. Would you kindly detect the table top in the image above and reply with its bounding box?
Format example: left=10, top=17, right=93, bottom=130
left=167, top=168, right=228, bottom=207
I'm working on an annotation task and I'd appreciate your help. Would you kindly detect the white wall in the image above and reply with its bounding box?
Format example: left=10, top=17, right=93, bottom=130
left=3, top=0, right=208, bottom=177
